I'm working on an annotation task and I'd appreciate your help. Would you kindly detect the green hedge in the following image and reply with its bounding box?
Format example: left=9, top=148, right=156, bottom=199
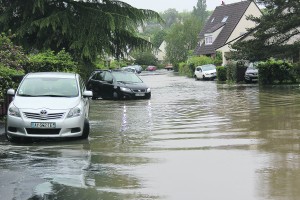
left=25, top=49, right=77, bottom=73
left=257, top=59, right=295, bottom=84
left=216, top=66, right=227, bottom=81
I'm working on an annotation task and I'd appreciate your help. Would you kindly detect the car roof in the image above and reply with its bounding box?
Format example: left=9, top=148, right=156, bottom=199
left=26, top=72, right=77, bottom=79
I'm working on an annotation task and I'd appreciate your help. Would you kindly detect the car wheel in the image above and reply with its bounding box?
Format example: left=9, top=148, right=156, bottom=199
left=79, top=119, right=90, bottom=139
left=113, top=92, right=119, bottom=100
left=202, top=75, right=206, bottom=80
left=194, top=75, right=199, bottom=81
left=145, top=93, right=151, bottom=100
left=5, top=132, right=22, bottom=143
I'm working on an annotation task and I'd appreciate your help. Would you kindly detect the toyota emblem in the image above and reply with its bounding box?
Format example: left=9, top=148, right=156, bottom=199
left=40, top=110, right=47, bottom=116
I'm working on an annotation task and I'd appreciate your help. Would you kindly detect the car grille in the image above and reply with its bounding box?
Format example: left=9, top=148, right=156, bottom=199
left=26, top=128, right=61, bottom=135
left=23, top=112, right=65, bottom=120
left=132, top=89, right=146, bottom=93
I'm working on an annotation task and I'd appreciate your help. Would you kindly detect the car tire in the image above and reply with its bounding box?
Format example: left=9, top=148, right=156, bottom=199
left=145, top=93, right=151, bottom=100
left=80, top=119, right=90, bottom=139
left=113, top=92, right=119, bottom=100
left=5, top=132, right=22, bottom=143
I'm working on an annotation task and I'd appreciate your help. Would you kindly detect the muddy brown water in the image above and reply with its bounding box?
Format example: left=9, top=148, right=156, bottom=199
left=1, top=71, right=300, bottom=200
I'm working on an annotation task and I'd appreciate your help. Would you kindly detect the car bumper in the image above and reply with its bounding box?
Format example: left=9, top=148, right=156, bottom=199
left=245, top=75, right=258, bottom=81
left=6, top=113, right=85, bottom=138
left=120, top=91, right=151, bottom=99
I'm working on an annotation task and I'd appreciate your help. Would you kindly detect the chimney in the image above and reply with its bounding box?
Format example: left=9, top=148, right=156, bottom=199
left=221, top=1, right=225, bottom=5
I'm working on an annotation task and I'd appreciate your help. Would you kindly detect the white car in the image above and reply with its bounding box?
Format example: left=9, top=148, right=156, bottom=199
left=194, top=64, right=217, bottom=80
left=245, top=62, right=258, bottom=83
left=6, top=72, right=93, bottom=142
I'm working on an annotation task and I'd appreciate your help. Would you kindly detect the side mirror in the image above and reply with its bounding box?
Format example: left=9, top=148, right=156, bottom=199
left=7, top=89, right=15, bottom=96
left=83, top=90, right=93, bottom=98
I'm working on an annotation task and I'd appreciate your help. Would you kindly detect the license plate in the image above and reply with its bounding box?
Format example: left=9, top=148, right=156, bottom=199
left=135, top=93, right=145, bottom=97
left=31, top=122, right=56, bottom=128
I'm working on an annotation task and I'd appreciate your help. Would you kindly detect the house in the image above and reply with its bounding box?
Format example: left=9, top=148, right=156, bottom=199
left=154, top=40, right=167, bottom=63
left=194, top=0, right=262, bottom=65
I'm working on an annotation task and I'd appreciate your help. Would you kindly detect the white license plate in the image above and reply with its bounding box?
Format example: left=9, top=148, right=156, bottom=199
left=135, top=93, right=145, bottom=97
left=31, top=122, right=56, bottom=128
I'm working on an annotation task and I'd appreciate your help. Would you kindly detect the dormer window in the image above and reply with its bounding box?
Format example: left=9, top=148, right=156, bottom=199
left=205, top=35, right=213, bottom=45
left=222, top=16, right=228, bottom=22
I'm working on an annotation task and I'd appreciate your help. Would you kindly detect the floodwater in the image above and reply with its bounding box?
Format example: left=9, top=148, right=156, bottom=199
left=1, top=71, right=300, bottom=200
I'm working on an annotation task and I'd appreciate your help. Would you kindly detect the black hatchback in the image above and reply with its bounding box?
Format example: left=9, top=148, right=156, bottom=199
left=86, top=70, right=151, bottom=100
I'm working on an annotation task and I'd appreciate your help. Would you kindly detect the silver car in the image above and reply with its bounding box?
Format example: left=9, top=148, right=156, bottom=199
left=6, top=72, right=93, bottom=142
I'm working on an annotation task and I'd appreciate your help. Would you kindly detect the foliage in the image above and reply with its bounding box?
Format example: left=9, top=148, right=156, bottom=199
left=165, top=14, right=203, bottom=65
left=160, top=9, right=180, bottom=28
left=0, top=32, right=27, bottom=70
left=0, top=64, right=24, bottom=100
left=192, top=0, right=209, bottom=24
left=178, top=56, right=214, bottom=77
left=216, top=66, right=227, bottom=82
left=226, top=61, right=237, bottom=82
left=152, top=30, right=167, bottom=49
left=132, top=51, right=158, bottom=66
left=231, top=0, right=300, bottom=61
left=0, top=0, right=163, bottom=62
left=25, top=49, right=77, bottom=73
left=257, top=59, right=295, bottom=84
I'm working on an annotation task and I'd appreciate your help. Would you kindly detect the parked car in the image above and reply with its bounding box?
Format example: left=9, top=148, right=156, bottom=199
left=146, top=65, right=157, bottom=71
left=87, top=70, right=151, bottom=100
left=122, top=66, right=137, bottom=73
left=6, top=72, right=93, bottom=142
left=245, top=62, right=258, bottom=83
left=131, top=65, right=143, bottom=74
left=194, top=64, right=217, bottom=80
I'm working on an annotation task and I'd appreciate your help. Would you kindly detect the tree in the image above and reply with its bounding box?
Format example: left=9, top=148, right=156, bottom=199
left=192, top=0, right=209, bottom=24
left=160, top=9, right=180, bottom=28
left=231, top=0, right=300, bottom=61
left=165, top=14, right=203, bottom=64
left=0, top=0, right=162, bottom=63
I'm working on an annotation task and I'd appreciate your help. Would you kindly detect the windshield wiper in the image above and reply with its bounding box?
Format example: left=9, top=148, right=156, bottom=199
left=18, top=94, right=37, bottom=97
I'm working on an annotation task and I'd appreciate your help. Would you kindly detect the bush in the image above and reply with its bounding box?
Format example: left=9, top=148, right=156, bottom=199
left=0, top=64, right=24, bottom=100
left=0, top=32, right=27, bottom=71
left=257, top=59, right=295, bottom=84
left=216, top=66, right=227, bottom=81
left=225, top=61, right=247, bottom=83
left=25, top=49, right=77, bottom=73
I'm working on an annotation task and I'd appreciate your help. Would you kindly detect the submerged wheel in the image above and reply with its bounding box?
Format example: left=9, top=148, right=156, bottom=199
left=5, top=132, right=22, bottom=143
left=113, top=92, right=119, bottom=100
left=79, top=119, right=90, bottom=139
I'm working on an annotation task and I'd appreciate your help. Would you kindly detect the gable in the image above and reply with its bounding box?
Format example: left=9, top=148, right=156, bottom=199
left=194, top=0, right=259, bottom=55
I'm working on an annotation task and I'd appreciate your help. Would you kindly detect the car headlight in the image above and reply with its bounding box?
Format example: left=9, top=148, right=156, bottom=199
left=147, top=88, right=151, bottom=93
left=8, top=106, right=21, bottom=117
left=120, top=87, right=132, bottom=93
left=67, top=107, right=81, bottom=118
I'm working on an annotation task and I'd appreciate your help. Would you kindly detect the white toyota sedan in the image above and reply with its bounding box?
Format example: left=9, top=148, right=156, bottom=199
left=6, top=72, right=93, bottom=142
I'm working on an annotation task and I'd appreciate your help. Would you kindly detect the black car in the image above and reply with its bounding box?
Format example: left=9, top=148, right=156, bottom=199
left=87, top=70, right=151, bottom=100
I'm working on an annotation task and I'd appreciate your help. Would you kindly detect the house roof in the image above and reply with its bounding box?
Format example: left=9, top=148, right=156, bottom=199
left=194, top=0, right=252, bottom=55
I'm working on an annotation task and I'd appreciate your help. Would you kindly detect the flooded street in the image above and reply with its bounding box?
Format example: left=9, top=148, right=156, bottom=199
left=2, top=71, right=300, bottom=200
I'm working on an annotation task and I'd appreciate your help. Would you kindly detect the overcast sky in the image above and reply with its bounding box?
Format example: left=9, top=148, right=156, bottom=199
left=121, top=0, right=246, bottom=12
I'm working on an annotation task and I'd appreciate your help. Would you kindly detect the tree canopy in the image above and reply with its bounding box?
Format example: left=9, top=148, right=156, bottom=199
left=0, top=0, right=163, bottom=61
left=231, top=0, right=300, bottom=61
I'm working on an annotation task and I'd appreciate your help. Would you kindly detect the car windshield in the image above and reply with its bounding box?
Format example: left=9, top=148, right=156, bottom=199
left=113, top=72, right=143, bottom=83
left=202, top=65, right=216, bottom=71
left=17, top=77, right=79, bottom=97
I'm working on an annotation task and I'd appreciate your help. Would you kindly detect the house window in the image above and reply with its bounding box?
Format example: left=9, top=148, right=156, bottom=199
left=205, top=36, right=213, bottom=45
left=222, top=16, right=228, bottom=22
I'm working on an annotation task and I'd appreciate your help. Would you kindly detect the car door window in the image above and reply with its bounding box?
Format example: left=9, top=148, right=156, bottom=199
left=104, top=72, right=113, bottom=83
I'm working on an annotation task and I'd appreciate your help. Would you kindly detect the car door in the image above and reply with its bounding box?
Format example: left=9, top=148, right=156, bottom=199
left=102, top=72, right=115, bottom=99
left=195, top=67, right=203, bottom=79
left=88, top=72, right=104, bottom=98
